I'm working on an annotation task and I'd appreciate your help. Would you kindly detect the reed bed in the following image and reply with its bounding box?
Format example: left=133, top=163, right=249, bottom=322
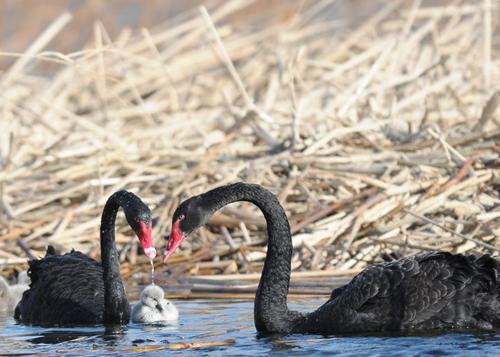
left=0, top=1, right=498, bottom=285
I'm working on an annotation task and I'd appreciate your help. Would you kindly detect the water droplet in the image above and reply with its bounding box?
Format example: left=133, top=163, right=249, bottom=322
left=150, top=259, right=155, bottom=285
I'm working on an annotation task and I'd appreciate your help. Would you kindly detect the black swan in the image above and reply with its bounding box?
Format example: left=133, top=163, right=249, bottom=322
left=15, top=190, right=157, bottom=325
left=131, top=285, right=178, bottom=323
left=163, top=183, right=499, bottom=334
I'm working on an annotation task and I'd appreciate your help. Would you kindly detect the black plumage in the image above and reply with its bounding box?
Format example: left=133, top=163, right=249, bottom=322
left=15, top=249, right=106, bottom=325
left=15, top=191, right=154, bottom=326
left=166, top=183, right=499, bottom=334
left=303, top=251, right=499, bottom=333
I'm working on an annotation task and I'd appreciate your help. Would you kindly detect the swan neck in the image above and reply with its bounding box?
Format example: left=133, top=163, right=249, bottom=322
left=201, top=183, right=302, bottom=333
left=100, top=192, right=130, bottom=324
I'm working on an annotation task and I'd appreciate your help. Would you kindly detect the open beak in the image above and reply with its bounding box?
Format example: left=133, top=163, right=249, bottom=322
left=138, top=221, right=156, bottom=259
left=163, top=218, right=185, bottom=263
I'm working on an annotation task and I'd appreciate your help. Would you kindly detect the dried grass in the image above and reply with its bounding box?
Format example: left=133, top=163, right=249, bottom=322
left=0, top=1, right=499, bottom=281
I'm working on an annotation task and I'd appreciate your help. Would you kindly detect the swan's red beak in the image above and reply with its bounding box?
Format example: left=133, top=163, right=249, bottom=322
left=138, top=221, right=156, bottom=259
left=163, top=217, right=185, bottom=263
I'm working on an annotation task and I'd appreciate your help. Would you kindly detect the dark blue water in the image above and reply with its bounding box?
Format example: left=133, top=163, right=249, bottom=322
left=0, top=299, right=498, bottom=356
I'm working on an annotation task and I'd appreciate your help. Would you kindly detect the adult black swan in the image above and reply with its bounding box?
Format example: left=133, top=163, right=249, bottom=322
left=15, top=190, right=157, bottom=326
left=163, top=183, right=499, bottom=334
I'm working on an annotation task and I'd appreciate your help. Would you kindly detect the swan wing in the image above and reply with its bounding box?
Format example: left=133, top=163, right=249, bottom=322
left=322, top=252, right=499, bottom=331
left=16, top=251, right=105, bottom=325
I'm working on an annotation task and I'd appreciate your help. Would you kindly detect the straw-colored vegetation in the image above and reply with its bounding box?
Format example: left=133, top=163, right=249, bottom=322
left=0, top=1, right=498, bottom=287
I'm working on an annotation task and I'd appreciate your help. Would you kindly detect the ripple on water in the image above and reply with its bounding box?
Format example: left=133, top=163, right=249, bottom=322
left=0, top=300, right=498, bottom=356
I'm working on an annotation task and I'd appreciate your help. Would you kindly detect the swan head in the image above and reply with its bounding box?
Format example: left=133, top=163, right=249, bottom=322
left=164, top=195, right=208, bottom=261
left=140, top=285, right=165, bottom=308
left=120, top=191, right=156, bottom=259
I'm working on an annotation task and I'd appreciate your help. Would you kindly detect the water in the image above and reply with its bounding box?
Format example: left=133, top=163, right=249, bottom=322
left=0, top=299, right=498, bottom=356
left=150, top=260, right=155, bottom=285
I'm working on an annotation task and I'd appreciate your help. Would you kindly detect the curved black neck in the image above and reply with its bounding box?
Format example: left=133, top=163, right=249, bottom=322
left=100, top=192, right=130, bottom=324
left=198, top=183, right=304, bottom=333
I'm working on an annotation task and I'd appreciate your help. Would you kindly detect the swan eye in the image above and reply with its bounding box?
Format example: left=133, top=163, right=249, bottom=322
left=179, top=214, right=185, bottom=221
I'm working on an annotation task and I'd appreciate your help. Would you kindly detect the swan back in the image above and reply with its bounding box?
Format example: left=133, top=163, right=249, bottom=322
left=15, top=249, right=106, bottom=324
left=300, top=251, right=499, bottom=333
left=131, top=285, right=178, bottom=323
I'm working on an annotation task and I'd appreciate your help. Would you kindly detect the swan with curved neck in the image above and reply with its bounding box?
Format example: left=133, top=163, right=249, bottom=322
left=15, top=190, right=156, bottom=325
left=164, top=183, right=499, bottom=334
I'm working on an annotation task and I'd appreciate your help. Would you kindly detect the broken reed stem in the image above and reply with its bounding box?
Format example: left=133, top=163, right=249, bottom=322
left=0, top=12, right=72, bottom=88
left=403, top=209, right=499, bottom=252
left=0, top=1, right=498, bottom=280
left=200, top=5, right=252, bottom=107
left=291, top=187, right=379, bottom=234
left=422, top=158, right=473, bottom=199
left=473, top=91, right=499, bottom=131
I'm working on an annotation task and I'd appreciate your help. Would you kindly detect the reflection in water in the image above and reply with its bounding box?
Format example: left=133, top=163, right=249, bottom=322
left=27, top=330, right=100, bottom=344
left=104, top=324, right=127, bottom=337
left=0, top=299, right=498, bottom=356
left=102, top=324, right=128, bottom=347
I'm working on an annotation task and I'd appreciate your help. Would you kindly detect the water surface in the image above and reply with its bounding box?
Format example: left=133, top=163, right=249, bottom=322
left=0, top=299, right=498, bottom=356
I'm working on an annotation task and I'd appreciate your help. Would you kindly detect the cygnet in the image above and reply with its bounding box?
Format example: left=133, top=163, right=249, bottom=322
left=131, top=284, right=178, bottom=323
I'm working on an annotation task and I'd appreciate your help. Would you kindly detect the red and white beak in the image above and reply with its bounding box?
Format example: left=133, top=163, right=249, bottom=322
left=163, top=217, right=185, bottom=262
left=137, top=221, right=156, bottom=259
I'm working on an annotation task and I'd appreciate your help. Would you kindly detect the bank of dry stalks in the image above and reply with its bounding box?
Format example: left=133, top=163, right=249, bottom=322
left=0, top=1, right=499, bottom=281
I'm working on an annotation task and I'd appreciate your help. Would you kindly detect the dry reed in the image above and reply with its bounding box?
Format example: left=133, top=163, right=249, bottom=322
left=0, top=1, right=498, bottom=285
